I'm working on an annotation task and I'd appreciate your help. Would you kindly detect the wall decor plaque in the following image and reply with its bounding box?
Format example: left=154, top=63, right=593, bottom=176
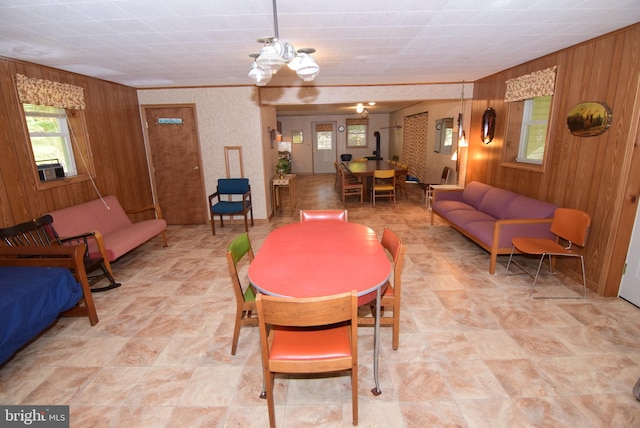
left=567, top=102, right=612, bottom=137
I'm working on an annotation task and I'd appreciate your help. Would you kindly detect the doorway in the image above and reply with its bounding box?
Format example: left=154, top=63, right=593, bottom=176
left=312, top=122, right=337, bottom=174
left=619, top=200, right=640, bottom=307
left=142, top=104, right=207, bottom=225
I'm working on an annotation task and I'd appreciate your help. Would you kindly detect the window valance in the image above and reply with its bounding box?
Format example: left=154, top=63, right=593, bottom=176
left=504, top=66, right=557, bottom=102
left=315, top=123, right=333, bottom=132
left=16, top=73, right=85, bottom=109
left=346, top=118, right=368, bottom=126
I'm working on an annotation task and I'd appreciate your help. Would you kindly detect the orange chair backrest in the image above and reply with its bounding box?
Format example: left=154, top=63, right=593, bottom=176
left=300, top=210, right=348, bottom=222
left=550, top=208, right=591, bottom=247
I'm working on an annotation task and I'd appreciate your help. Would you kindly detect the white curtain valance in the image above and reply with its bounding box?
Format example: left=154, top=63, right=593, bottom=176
left=16, top=73, right=85, bottom=109
left=504, top=66, right=557, bottom=102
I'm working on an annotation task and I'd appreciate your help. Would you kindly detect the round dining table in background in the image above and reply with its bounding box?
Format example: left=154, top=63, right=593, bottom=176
left=248, top=220, right=391, bottom=395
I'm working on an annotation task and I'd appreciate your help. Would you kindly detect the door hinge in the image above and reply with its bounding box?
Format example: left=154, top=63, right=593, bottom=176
left=623, top=263, right=627, bottom=275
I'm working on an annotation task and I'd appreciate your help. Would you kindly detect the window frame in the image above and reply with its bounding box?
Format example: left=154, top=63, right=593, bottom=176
left=19, top=103, right=94, bottom=189
left=502, top=94, right=556, bottom=173
left=346, top=118, right=368, bottom=148
left=24, top=104, right=78, bottom=176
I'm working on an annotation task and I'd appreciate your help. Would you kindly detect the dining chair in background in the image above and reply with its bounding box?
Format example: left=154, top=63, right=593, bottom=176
left=394, top=162, right=409, bottom=199
left=300, top=209, right=348, bottom=222
left=505, top=208, right=591, bottom=299
left=339, top=166, right=364, bottom=206
left=208, top=178, right=253, bottom=235
left=256, top=291, right=359, bottom=428
left=421, top=166, right=451, bottom=205
left=372, top=169, right=396, bottom=207
left=358, top=227, right=406, bottom=350
left=226, top=232, right=258, bottom=355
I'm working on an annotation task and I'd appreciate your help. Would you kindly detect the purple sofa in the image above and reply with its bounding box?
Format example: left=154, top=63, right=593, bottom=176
left=431, top=181, right=557, bottom=274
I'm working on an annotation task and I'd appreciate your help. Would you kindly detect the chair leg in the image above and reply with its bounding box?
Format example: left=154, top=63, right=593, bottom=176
left=530, top=253, right=587, bottom=299
left=529, top=254, right=547, bottom=298
left=266, top=372, right=276, bottom=428
left=351, top=367, right=358, bottom=426
left=231, top=309, right=243, bottom=355
left=579, top=255, right=587, bottom=298
left=89, top=260, right=122, bottom=292
left=392, top=311, right=399, bottom=351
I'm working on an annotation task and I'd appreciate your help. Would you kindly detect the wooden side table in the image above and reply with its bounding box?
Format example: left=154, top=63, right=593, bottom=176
left=272, top=174, right=296, bottom=215
left=427, top=184, right=463, bottom=209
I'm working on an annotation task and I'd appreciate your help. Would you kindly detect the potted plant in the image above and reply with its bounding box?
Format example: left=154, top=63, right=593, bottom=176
left=276, top=158, right=290, bottom=178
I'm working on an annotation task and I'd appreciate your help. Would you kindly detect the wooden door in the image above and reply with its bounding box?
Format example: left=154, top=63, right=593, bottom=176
left=143, top=105, right=207, bottom=225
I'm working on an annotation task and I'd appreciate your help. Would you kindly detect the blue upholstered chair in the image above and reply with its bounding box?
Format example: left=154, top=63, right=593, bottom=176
left=208, top=178, right=253, bottom=235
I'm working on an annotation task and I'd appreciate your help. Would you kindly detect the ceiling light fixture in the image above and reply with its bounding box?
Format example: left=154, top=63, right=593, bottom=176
left=248, top=0, right=319, bottom=85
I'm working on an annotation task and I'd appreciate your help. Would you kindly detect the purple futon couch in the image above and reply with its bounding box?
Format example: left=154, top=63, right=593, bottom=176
left=431, top=181, right=557, bottom=274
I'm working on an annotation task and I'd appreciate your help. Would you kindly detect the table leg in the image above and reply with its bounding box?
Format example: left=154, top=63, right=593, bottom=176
left=371, top=286, right=382, bottom=396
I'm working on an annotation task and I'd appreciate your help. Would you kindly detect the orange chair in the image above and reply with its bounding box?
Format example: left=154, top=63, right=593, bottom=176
left=256, top=291, right=359, bottom=427
left=226, top=232, right=258, bottom=354
left=300, top=209, right=348, bottom=222
left=506, top=208, right=591, bottom=299
left=359, top=228, right=406, bottom=349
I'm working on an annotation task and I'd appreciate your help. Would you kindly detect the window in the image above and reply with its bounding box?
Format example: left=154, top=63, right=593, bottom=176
left=15, top=73, right=93, bottom=185
left=503, top=95, right=553, bottom=170
left=502, top=66, right=557, bottom=171
left=24, top=104, right=77, bottom=176
left=517, top=96, right=552, bottom=164
left=346, top=118, right=368, bottom=148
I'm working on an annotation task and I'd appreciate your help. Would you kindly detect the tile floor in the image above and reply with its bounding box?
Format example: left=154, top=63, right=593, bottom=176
left=1, top=174, right=640, bottom=427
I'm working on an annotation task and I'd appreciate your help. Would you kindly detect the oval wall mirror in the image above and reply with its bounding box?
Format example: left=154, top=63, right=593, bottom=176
left=481, top=107, right=496, bottom=144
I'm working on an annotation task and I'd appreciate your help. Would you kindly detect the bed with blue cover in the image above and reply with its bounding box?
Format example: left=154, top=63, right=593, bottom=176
left=0, top=245, right=98, bottom=365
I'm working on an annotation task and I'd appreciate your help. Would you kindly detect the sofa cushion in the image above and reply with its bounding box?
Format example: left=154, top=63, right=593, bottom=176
left=49, top=195, right=132, bottom=238
left=479, top=188, right=519, bottom=220
left=443, top=209, right=497, bottom=229
left=461, top=181, right=493, bottom=210
left=100, top=220, right=168, bottom=261
left=507, top=195, right=556, bottom=220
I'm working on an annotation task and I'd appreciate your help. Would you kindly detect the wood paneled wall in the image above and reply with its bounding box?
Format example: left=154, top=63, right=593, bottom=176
left=466, top=24, right=640, bottom=296
left=0, top=57, right=154, bottom=228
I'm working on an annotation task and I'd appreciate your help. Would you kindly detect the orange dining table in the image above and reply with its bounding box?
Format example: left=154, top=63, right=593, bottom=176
left=248, top=220, right=391, bottom=395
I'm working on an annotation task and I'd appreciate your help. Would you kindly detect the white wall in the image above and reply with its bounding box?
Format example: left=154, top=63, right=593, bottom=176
left=278, top=113, right=390, bottom=174
left=137, top=86, right=272, bottom=220
left=137, top=83, right=471, bottom=221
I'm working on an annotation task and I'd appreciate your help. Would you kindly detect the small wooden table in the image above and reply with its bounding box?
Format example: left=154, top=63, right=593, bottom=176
left=272, top=174, right=296, bottom=215
left=427, top=184, right=463, bottom=209
left=248, top=220, right=391, bottom=395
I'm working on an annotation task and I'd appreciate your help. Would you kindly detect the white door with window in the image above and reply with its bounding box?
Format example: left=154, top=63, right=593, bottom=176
left=312, top=122, right=336, bottom=174
left=619, top=201, right=640, bottom=307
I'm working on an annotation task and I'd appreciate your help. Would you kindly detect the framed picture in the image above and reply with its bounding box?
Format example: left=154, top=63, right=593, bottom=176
left=567, top=102, right=612, bottom=137
left=292, top=129, right=303, bottom=144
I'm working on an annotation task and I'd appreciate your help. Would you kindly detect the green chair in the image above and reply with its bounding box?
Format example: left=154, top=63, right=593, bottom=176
left=226, top=232, right=258, bottom=355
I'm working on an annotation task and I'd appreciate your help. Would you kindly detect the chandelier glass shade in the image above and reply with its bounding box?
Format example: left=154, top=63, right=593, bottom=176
left=248, top=0, right=319, bottom=85
left=248, top=54, right=272, bottom=86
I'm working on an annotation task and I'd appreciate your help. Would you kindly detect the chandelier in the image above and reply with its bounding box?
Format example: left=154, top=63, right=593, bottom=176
left=248, top=0, right=320, bottom=86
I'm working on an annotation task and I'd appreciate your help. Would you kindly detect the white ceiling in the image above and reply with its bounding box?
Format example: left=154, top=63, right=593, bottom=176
left=1, top=0, right=638, bottom=94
